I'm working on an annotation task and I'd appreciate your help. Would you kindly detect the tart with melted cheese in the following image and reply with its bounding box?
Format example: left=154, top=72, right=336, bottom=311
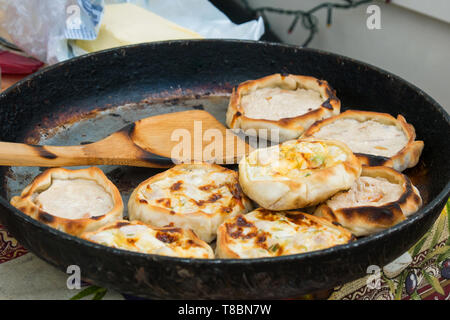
left=128, top=163, right=252, bottom=243
left=226, top=73, right=340, bottom=142
left=82, top=220, right=214, bottom=259
left=239, top=139, right=361, bottom=210
left=10, top=167, right=123, bottom=236
left=302, top=110, right=424, bottom=171
left=314, top=166, right=422, bottom=236
left=216, top=208, right=353, bottom=259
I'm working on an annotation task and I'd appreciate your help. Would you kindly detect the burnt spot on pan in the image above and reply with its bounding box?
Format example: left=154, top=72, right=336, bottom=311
left=21, top=93, right=230, bottom=147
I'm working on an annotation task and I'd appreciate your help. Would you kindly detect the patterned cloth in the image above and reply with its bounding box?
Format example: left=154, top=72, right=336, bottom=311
left=329, top=200, right=450, bottom=300
left=0, top=200, right=448, bottom=300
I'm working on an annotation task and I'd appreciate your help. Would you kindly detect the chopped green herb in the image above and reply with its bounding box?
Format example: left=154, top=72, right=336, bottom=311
left=268, top=243, right=280, bottom=253
left=312, top=155, right=325, bottom=165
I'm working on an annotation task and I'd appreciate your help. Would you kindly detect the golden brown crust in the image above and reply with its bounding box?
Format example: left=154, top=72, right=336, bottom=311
left=226, top=73, right=341, bottom=142
left=302, top=110, right=424, bottom=172
left=239, top=139, right=362, bottom=210
left=314, top=166, right=422, bottom=236
left=81, top=220, right=214, bottom=258
left=128, top=162, right=252, bottom=243
left=216, top=208, right=353, bottom=259
left=10, top=167, right=123, bottom=236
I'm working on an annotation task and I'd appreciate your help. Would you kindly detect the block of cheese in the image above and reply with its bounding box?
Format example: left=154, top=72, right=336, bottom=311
left=76, top=3, right=203, bottom=52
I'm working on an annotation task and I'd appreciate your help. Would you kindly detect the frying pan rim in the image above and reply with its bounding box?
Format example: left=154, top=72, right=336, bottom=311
left=0, top=39, right=449, bottom=265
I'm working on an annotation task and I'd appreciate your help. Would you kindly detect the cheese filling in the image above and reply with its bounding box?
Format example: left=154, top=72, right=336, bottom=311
left=327, top=176, right=404, bottom=209
left=241, top=87, right=326, bottom=120
left=34, top=179, right=113, bottom=219
left=140, top=167, right=242, bottom=215
left=247, top=141, right=348, bottom=180
left=310, top=119, right=408, bottom=157
left=225, top=211, right=349, bottom=258
left=86, top=223, right=212, bottom=258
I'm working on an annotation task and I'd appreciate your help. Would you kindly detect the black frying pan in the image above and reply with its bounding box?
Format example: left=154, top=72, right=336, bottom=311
left=0, top=40, right=448, bottom=299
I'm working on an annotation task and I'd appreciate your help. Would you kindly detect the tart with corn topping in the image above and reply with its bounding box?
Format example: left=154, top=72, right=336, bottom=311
left=239, top=139, right=361, bottom=210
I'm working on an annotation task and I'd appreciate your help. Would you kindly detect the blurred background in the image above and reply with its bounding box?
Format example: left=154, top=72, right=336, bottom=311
left=0, top=0, right=449, bottom=112
left=231, top=0, right=450, bottom=113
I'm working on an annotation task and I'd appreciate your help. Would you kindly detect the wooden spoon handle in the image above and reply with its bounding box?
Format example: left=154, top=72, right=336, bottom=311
left=0, top=141, right=92, bottom=167
left=0, top=134, right=173, bottom=168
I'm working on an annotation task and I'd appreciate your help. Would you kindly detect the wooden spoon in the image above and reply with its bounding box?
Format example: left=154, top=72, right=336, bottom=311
left=0, top=110, right=253, bottom=168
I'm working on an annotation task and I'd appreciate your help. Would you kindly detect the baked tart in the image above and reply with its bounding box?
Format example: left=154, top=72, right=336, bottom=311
left=10, top=167, right=123, bottom=236
left=216, top=208, right=353, bottom=259
left=82, top=220, right=214, bottom=259
left=314, top=166, right=422, bottom=236
left=239, top=139, right=361, bottom=210
left=226, top=73, right=340, bottom=142
left=302, top=110, right=424, bottom=171
left=128, top=163, right=252, bottom=243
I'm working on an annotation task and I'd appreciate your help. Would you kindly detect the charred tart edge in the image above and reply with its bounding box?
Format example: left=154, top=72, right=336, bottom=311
left=314, top=166, right=422, bottom=237
left=10, top=166, right=123, bottom=236
left=302, top=110, right=424, bottom=172
left=216, top=208, right=353, bottom=259
left=226, top=73, right=341, bottom=142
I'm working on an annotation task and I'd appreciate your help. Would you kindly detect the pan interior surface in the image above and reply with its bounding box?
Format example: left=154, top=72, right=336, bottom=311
left=2, top=95, right=433, bottom=216
left=3, top=96, right=232, bottom=211
left=0, top=40, right=448, bottom=299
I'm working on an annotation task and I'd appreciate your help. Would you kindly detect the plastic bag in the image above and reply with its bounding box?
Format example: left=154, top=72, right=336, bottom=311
left=0, top=0, right=264, bottom=64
